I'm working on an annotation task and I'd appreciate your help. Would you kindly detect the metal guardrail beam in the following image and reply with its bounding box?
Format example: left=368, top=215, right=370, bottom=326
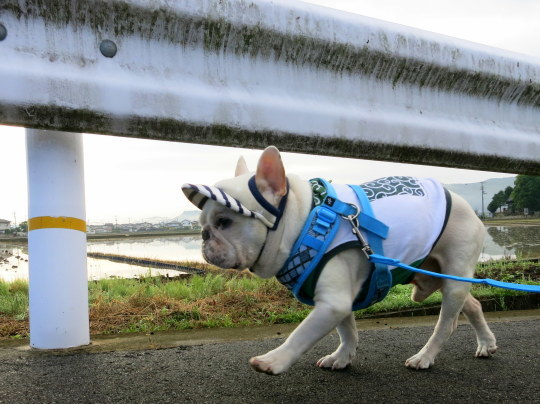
left=1, top=0, right=539, bottom=174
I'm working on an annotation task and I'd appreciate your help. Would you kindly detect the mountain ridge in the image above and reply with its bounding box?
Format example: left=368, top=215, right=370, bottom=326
left=174, top=176, right=517, bottom=222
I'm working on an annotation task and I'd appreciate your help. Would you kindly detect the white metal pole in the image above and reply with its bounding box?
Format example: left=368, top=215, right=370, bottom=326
left=26, top=129, right=90, bottom=349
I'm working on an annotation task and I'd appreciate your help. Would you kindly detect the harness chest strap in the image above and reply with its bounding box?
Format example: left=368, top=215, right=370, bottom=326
left=276, top=179, right=399, bottom=310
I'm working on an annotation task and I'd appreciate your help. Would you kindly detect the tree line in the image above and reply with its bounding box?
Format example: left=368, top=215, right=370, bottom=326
left=488, top=175, right=540, bottom=215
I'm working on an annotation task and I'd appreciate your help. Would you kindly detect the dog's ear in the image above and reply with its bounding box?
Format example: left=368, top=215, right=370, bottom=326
left=255, top=146, right=287, bottom=204
left=235, top=156, right=249, bottom=177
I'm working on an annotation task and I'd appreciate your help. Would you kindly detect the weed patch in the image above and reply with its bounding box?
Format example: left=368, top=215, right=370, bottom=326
left=0, top=259, right=538, bottom=339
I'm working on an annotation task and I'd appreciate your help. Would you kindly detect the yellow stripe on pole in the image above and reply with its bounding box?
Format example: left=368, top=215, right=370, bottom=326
left=28, top=216, right=87, bottom=233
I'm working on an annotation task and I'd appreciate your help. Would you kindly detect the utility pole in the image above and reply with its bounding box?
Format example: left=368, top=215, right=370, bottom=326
left=480, top=182, right=486, bottom=219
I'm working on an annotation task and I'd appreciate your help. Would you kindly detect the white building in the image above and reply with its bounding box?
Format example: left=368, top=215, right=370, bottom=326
left=179, top=219, right=193, bottom=228
left=0, top=219, right=11, bottom=234
left=87, top=223, right=114, bottom=233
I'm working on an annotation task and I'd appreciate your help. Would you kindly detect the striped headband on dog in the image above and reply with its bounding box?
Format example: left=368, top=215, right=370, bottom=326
left=181, top=183, right=274, bottom=228
left=182, top=176, right=289, bottom=230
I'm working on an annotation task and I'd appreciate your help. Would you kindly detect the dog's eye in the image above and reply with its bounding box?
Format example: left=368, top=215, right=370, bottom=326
left=216, top=217, right=232, bottom=229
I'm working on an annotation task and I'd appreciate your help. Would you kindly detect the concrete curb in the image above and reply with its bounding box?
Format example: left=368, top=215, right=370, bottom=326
left=1, top=309, right=538, bottom=356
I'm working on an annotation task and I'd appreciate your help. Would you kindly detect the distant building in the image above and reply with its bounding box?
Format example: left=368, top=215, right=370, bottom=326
left=500, top=198, right=514, bottom=215
left=116, top=224, right=135, bottom=233
left=87, top=223, right=114, bottom=234
left=86, top=218, right=201, bottom=234
left=166, top=219, right=200, bottom=230
left=0, top=219, right=10, bottom=234
left=179, top=219, right=193, bottom=229
left=135, top=222, right=153, bottom=232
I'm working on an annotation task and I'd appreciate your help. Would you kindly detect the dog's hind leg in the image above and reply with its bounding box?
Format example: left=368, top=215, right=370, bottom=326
left=405, top=280, right=470, bottom=369
left=316, top=313, right=358, bottom=370
left=405, top=190, right=494, bottom=369
left=411, top=258, right=443, bottom=302
left=462, top=293, right=498, bottom=357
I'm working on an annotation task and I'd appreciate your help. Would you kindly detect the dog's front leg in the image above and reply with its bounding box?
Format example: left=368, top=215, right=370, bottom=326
left=316, top=312, right=358, bottom=370
left=249, top=302, right=352, bottom=375
left=250, top=252, right=364, bottom=375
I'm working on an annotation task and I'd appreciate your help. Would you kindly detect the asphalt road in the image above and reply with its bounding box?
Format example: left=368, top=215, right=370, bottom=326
left=0, top=311, right=538, bottom=403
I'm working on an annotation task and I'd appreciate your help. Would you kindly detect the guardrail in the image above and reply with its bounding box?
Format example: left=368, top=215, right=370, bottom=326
left=0, top=0, right=539, bottom=349
left=1, top=0, right=539, bottom=173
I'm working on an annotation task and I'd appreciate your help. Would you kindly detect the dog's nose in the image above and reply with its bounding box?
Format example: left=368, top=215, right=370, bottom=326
left=202, top=229, right=210, bottom=241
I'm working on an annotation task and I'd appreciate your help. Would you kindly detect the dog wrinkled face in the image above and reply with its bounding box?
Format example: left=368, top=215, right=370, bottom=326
left=199, top=199, right=268, bottom=270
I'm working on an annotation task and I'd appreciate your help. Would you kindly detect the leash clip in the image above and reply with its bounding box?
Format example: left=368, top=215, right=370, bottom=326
left=344, top=204, right=373, bottom=260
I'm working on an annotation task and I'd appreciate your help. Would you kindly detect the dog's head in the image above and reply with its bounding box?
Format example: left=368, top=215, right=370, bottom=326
left=182, top=146, right=288, bottom=274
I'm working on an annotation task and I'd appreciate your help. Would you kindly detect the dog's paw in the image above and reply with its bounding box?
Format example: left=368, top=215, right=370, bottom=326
left=475, top=340, right=498, bottom=358
left=405, top=353, right=435, bottom=370
left=316, top=352, right=353, bottom=370
left=249, top=353, right=291, bottom=375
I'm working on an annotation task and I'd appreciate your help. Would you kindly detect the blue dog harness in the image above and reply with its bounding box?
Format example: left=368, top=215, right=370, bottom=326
left=274, top=176, right=540, bottom=308
left=276, top=177, right=442, bottom=310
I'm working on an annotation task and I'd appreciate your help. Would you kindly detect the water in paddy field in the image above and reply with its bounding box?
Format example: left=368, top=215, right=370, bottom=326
left=481, top=225, right=540, bottom=261
left=1, top=227, right=540, bottom=282
left=0, top=235, right=203, bottom=282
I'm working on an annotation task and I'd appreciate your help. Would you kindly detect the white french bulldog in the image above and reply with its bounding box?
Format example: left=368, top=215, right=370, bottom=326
left=183, top=146, right=497, bottom=375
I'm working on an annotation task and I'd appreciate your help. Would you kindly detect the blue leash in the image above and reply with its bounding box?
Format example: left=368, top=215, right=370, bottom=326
left=369, top=253, right=540, bottom=293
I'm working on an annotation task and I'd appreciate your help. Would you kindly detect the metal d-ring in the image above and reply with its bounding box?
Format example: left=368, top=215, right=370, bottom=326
left=345, top=203, right=360, bottom=226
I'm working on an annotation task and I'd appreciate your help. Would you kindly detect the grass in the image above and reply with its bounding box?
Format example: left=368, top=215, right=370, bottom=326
left=0, top=280, right=28, bottom=318
left=87, top=272, right=310, bottom=335
left=476, top=259, right=539, bottom=283
left=0, top=260, right=538, bottom=339
left=482, top=217, right=540, bottom=226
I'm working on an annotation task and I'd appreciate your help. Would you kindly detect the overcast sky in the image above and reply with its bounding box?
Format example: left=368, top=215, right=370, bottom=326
left=1, top=0, right=538, bottom=224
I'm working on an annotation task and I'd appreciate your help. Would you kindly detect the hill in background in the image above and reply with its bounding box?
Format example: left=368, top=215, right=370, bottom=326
left=174, top=210, right=200, bottom=222
left=444, top=177, right=516, bottom=216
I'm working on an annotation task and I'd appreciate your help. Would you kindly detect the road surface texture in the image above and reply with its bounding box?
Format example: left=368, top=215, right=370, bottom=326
left=0, top=311, right=538, bottom=403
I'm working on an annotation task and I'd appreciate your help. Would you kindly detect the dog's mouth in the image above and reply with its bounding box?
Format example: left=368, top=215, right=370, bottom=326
left=202, top=247, right=243, bottom=270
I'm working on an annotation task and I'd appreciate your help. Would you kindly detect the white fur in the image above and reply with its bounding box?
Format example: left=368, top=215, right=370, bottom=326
left=198, top=147, right=497, bottom=375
